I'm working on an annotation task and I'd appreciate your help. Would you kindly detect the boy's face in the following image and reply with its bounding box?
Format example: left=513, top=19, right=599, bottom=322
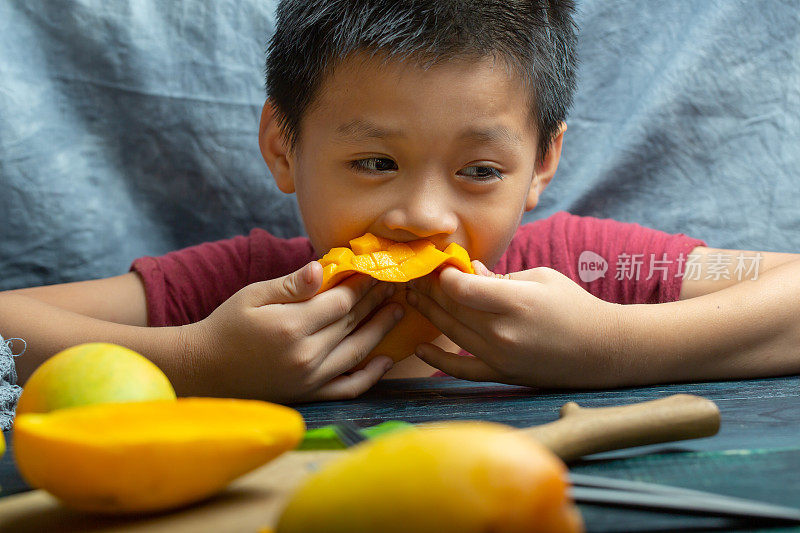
left=260, top=52, right=563, bottom=268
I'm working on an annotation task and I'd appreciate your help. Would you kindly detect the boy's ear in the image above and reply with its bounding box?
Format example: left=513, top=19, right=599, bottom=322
left=525, top=122, right=566, bottom=211
left=259, top=99, right=296, bottom=194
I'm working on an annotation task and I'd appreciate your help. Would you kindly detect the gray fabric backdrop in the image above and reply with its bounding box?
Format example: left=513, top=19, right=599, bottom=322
left=1, top=0, right=798, bottom=291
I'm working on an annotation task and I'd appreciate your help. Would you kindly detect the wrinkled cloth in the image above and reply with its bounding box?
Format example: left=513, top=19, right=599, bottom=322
left=1, top=0, right=798, bottom=292
left=0, top=335, right=25, bottom=430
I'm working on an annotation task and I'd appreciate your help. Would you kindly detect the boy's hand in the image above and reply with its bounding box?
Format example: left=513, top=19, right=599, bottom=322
left=190, top=261, right=402, bottom=402
left=408, top=261, right=624, bottom=388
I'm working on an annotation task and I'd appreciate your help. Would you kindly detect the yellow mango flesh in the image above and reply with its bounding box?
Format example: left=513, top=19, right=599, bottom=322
left=317, top=234, right=476, bottom=367
left=277, top=422, right=584, bottom=533
left=14, top=397, right=305, bottom=513
left=16, top=342, right=176, bottom=415
left=319, top=234, right=474, bottom=291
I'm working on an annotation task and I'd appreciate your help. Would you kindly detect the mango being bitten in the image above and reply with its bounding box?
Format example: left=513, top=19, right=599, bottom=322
left=317, top=233, right=476, bottom=367
left=276, top=421, right=584, bottom=533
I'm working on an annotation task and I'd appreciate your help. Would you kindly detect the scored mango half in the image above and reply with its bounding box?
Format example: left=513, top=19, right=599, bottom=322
left=318, top=233, right=475, bottom=291
left=14, top=398, right=305, bottom=514
left=317, top=233, right=475, bottom=368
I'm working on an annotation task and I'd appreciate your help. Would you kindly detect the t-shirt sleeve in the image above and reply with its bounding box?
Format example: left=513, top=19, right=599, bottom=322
left=496, top=211, right=707, bottom=304
left=129, top=229, right=315, bottom=327
left=130, top=234, right=251, bottom=327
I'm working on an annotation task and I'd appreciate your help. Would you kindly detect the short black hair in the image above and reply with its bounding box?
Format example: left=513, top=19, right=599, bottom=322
left=266, top=0, right=578, bottom=164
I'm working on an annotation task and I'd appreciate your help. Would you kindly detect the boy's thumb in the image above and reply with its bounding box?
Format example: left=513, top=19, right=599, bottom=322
left=254, top=261, right=322, bottom=305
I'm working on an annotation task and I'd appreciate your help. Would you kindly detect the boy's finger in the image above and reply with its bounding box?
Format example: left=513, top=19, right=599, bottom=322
left=309, top=356, right=393, bottom=402
left=289, top=273, right=381, bottom=334
left=437, top=267, right=530, bottom=313
left=313, top=281, right=395, bottom=342
left=248, top=261, right=323, bottom=306
left=413, top=344, right=504, bottom=383
left=409, top=268, right=494, bottom=323
left=314, top=301, right=402, bottom=379
left=405, top=289, right=490, bottom=357
left=472, top=259, right=492, bottom=276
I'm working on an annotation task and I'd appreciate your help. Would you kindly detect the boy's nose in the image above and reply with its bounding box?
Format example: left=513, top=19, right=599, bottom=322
left=381, top=184, right=458, bottom=240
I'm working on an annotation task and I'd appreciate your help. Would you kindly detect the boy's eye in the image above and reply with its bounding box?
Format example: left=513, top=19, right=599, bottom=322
left=348, top=158, right=504, bottom=182
left=349, top=158, right=397, bottom=173
left=460, top=166, right=504, bottom=182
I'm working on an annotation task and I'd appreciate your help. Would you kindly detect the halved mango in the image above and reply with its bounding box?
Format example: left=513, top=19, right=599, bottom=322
left=13, top=397, right=305, bottom=513
left=317, top=233, right=475, bottom=367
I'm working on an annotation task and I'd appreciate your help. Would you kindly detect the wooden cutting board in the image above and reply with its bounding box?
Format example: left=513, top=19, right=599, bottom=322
left=0, top=394, right=720, bottom=532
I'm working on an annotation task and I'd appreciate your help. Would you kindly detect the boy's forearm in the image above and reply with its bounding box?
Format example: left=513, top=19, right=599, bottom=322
left=615, top=259, right=800, bottom=385
left=0, top=293, right=203, bottom=396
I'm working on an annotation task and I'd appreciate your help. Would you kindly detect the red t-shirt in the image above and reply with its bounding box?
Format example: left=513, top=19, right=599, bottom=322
left=130, top=211, right=706, bottom=329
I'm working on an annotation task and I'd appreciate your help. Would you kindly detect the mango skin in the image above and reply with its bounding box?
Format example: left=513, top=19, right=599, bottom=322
left=16, top=343, right=176, bottom=415
left=277, top=422, right=584, bottom=533
left=14, top=397, right=305, bottom=513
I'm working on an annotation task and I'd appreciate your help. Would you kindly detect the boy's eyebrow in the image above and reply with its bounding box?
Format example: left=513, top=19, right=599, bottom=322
left=334, top=118, right=524, bottom=147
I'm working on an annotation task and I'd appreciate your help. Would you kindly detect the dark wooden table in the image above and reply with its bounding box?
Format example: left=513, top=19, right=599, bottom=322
left=3, top=375, right=800, bottom=532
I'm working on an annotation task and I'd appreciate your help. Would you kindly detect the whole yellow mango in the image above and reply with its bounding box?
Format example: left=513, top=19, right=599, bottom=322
left=277, top=422, right=584, bottom=533
left=14, top=397, right=305, bottom=513
left=16, top=343, right=176, bottom=415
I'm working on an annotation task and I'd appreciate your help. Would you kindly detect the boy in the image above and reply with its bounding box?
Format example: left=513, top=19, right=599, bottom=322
left=2, top=0, right=799, bottom=404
